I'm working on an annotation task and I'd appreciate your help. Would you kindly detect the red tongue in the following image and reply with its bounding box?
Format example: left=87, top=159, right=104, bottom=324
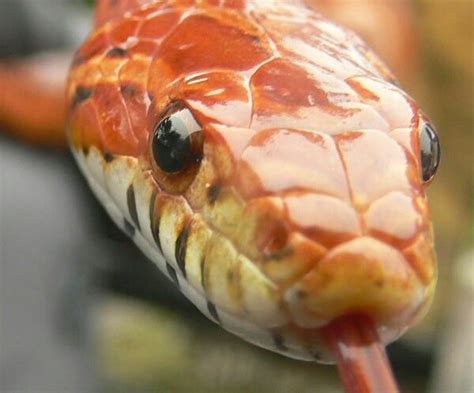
left=323, top=315, right=400, bottom=393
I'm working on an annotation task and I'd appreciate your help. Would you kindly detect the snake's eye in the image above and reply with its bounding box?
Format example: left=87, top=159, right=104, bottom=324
left=152, top=106, right=203, bottom=173
left=420, top=123, right=440, bottom=183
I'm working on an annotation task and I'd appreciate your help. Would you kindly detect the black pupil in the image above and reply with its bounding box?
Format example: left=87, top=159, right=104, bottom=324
left=152, top=115, right=192, bottom=173
left=420, top=123, right=440, bottom=182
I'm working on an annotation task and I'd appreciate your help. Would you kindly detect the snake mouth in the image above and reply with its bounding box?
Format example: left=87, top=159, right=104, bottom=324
left=71, top=143, right=436, bottom=363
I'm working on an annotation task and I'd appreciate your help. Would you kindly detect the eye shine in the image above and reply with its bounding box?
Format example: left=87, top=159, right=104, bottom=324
left=152, top=108, right=202, bottom=173
left=420, top=123, right=441, bottom=182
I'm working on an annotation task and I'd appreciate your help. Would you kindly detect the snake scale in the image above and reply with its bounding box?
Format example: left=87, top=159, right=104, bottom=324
left=64, top=0, right=440, bottom=388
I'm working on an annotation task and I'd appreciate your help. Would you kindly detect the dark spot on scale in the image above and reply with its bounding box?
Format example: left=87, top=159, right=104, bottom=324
left=126, top=184, right=140, bottom=230
left=200, top=257, right=206, bottom=289
left=149, top=192, right=163, bottom=253
left=71, top=86, right=93, bottom=108
left=207, top=301, right=220, bottom=323
left=249, top=35, right=261, bottom=44
left=207, top=184, right=222, bottom=204
left=272, top=333, right=288, bottom=351
left=106, top=47, right=128, bottom=58
left=166, top=263, right=179, bottom=287
left=227, top=269, right=234, bottom=283
left=120, top=84, right=138, bottom=97
left=123, top=218, right=135, bottom=237
left=82, top=145, right=90, bottom=156
left=104, top=152, right=115, bottom=162
left=175, top=223, right=190, bottom=277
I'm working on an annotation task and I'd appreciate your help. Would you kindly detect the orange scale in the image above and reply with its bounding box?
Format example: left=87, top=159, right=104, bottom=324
left=137, top=11, right=181, bottom=40
left=128, top=7, right=163, bottom=21
left=118, top=57, right=152, bottom=88
left=171, top=0, right=196, bottom=8
left=69, top=60, right=103, bottom=90
left=251, top=58, right=354, bottom=116
left=147, top=58, right=178, bottom=100
left=156, top=13, right=273, bottom=76
left=76, top=30, right=111, bottom=63
left=220, top=0, right=247, bottom=9
left=93, top=84, right=140, bottom=156
left=346, top=77, right=380, bottom=101
left=98, top=57, right=128, bottom=81
left=108, top=18, right=141, bottom=46
left=68, top=99, right=103, bottom=152
left=181, top=72, right=252, bottom=127
left=127, top=40, right=160, bottom=57
left=188, top=98, right=252, bottom=129
left=119, top=84, right=149, bottom=155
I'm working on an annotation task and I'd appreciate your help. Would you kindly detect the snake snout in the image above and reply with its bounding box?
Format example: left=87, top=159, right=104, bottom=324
left=286, top=236, right=429, bottom=330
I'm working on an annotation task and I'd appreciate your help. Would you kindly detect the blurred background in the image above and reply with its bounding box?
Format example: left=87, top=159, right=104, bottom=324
left=0, top=1, right=472, bottom=392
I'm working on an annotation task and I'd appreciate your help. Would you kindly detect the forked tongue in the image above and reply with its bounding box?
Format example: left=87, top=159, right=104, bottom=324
left=322, top=314, right=400, bottom=393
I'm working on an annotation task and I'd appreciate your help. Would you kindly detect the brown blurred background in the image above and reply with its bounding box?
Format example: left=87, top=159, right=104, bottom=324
left=0, top=1, right=472, bottom=392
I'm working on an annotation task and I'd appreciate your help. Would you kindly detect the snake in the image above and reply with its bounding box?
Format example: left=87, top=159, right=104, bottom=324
left=64, top=0, right=440, bottom=388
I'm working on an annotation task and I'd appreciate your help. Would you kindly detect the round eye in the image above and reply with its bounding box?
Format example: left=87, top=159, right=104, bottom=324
left=420, top=123, right=440, bottom=183
left=152, top=107, right=202, bottom=173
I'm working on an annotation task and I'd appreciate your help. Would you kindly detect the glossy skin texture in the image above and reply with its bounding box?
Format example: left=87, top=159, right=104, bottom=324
left=67, top=0, right=438, bottom=360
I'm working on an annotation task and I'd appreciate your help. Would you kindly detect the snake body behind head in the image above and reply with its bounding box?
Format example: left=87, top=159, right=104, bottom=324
left=67, top=0, right=439, bottom=362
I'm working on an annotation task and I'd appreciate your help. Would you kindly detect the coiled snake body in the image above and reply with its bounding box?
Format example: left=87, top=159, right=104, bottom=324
left=66, top=0, right=440, bottom=374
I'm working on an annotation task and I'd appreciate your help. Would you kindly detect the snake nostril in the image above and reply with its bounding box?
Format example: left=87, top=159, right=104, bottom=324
left=207, top=183, right=222, bottom=204
left=260, top=222, right=289, bottom=258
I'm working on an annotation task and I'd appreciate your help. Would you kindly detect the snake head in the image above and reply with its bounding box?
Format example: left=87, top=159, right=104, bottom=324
left=66, top=1, right=439, bottom=361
